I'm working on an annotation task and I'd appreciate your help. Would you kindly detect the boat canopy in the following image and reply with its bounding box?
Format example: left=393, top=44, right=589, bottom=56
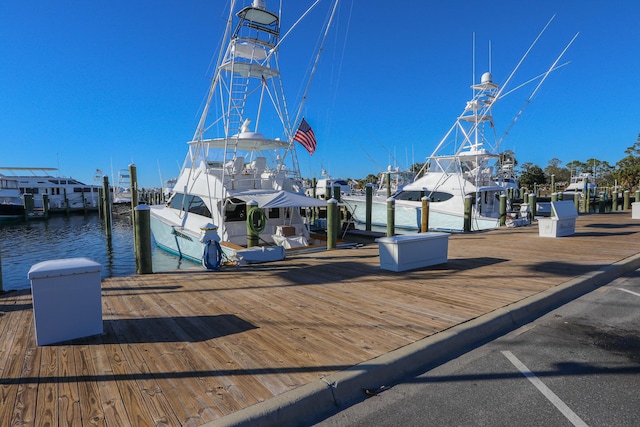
left=189, top=135, right=290, bottom=151
left=232, top=190, right=327, bottom=208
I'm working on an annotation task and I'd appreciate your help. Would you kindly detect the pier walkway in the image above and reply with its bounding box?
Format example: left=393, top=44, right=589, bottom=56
left=2, top=212, right=640, bottom=426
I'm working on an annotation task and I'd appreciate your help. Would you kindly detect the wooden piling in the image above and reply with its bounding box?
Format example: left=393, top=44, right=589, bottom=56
left=333, top=184, right=342, bottom=234
left=63, top=188, right=70, bottom=214
left=134, top=204, right=153, bottom=274
left=102, top=176, right=112, bottom=237
left=463, top=195, right=472, bottom=232
left=23, top=194, right=34, bottom=220
left=365, top=183, right=373, bottom=232
left=499, top=194, right=506, bottom=226
left=528, top=193, right=537, bottom=218
left=574, top=192, right=581, bottom=213
left=624, top=190, right=630, bottom=210
left=42, top=194, right=49, bottom=219
left=129, top=164, right=139, bottom=211
left=312, top=178, right=318, bottom=223
left=386, top=197, right=395, bottom=237
left=421, top=196, right=430, bottom=232
left=582, top=176, right=589, bottom=213
left=327, top=198, right=337, bottom=250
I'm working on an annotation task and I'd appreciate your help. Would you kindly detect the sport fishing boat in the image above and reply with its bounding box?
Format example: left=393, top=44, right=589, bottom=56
left=150, top=0, right=339, bottom=267
left=112, top=168, right=133, bottom=205
left=343, top=72, right=511, bottom=231
left=562, top=173, right=597, bottom=198
left=343, top=20, right=578, bottom=232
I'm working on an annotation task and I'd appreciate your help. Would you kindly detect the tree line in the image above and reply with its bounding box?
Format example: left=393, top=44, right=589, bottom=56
left=516, top=133, right=640, bottom=189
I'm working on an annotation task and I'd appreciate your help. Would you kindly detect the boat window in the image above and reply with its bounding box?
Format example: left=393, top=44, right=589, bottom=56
left=23, top=187, right=39, bottom=194
left=267, top=208, right=280, bottom=219
left=186, top=195, right=211, bottom=217
left=429, top=191, right=454, bottom=202
left=169, top=193, right=185, bottom=209
left=394, top=191, right=422, bottom=202
left=168, top=193, right=212, bottom=217
left=225, top=201, right=246, bottom=222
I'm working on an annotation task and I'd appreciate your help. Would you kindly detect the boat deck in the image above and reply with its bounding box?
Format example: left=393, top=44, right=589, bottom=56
left=1, top=212, right=640, bottom=426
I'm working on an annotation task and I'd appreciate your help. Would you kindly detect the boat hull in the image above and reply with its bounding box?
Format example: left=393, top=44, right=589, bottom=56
left=149, top=207, right=206, bottom=264
left=149, top=205, right=286, bottom=266
left=0, top=204, right=25, bottom=223
left=343, top=195, right=500, bottom=232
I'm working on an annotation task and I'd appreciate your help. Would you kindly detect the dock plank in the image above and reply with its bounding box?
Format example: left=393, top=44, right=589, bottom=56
left=0, top=295, right=33, bottom=426
left=1, top=212, right=640, bottom=426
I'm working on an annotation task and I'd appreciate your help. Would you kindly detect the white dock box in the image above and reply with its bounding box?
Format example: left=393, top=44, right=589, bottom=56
left=538, top=201, right=579, bottom=238
left=28, top=258, right=103, bottom=346
left=632, top=202, right=640, bottom=219
left=376, top=232, right=449, bottom=272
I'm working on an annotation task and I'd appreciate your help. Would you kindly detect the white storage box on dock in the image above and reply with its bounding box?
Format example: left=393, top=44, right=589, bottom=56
left=376, top=232, right=449, bottom=272
left=538, top=201, right=579, bottom=238
left=28, top=257, right=103, bottom=346
left=632, top=202, right=640, bottom=219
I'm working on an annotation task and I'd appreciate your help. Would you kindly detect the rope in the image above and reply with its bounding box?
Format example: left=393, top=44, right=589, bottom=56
left=248, top=208, right=267, bottom=234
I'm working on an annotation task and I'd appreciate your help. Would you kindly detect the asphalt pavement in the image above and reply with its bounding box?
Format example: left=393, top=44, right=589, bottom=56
left=312, top=270, right=640, bottom=426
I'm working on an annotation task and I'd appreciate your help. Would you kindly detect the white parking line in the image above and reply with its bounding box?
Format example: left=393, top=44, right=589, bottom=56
left=617, top=288, right=640, bottom=297
left=501, top=351, right=588, bottom=427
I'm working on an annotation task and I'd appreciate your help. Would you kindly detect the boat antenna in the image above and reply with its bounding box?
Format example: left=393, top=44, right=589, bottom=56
left=498, top=31, right=579, bottom=147
left=499, top=61, right=571, bottom=99
left=472, top=32, right=475, bottom=95
left=192, top=0, right=236, bottom=143
left=490, top=15, right=557, bottom=107
left=268, top=0, right=323, bottom=57
left=292, top=0, right=340, bottom=127
left=278, top=0, right=340, bottom=168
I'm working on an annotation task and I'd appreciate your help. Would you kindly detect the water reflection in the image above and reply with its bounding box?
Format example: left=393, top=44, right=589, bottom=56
left=0, top=213, right=199, bottom=291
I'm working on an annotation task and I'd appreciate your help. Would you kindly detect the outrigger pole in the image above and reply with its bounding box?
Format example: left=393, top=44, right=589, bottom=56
left=498, top=31, right=579, bottom=146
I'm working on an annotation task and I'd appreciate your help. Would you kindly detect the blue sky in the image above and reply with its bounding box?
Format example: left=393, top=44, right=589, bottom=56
left=1, top=0, right=638, bottom=187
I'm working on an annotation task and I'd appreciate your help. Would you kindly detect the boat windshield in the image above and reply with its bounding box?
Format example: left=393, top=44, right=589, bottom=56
left=169, top=193, right=212, bottom=217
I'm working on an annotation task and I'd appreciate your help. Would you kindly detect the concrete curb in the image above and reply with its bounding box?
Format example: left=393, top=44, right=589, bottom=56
left=206, top=253, right=640, bottom=427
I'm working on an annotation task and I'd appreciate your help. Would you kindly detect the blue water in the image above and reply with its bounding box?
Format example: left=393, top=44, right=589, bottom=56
left=0, top=213, right=199, bottom=291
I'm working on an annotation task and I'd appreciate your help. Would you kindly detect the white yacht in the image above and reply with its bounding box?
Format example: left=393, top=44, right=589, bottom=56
left=150, top=0, right=338, bottom=267
left=0, top=167, right=100, bottom=212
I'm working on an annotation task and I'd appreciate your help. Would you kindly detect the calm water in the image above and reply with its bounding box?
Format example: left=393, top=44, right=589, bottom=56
left=0, top=213, right=199, bottom=291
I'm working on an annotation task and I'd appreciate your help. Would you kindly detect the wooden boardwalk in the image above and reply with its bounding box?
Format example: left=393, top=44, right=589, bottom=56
left=2, top=212, right=640, bottom=426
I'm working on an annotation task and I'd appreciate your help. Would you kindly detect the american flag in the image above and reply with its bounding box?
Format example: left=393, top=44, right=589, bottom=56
left=293, top=118, right=316, bottom=155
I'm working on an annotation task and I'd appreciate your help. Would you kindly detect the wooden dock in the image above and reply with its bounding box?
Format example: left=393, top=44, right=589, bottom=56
left=2, top=212, right=640, bottom=426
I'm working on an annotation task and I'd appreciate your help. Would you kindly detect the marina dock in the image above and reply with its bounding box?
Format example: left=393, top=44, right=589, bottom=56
left=2, top=212, right=640, bottom=426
